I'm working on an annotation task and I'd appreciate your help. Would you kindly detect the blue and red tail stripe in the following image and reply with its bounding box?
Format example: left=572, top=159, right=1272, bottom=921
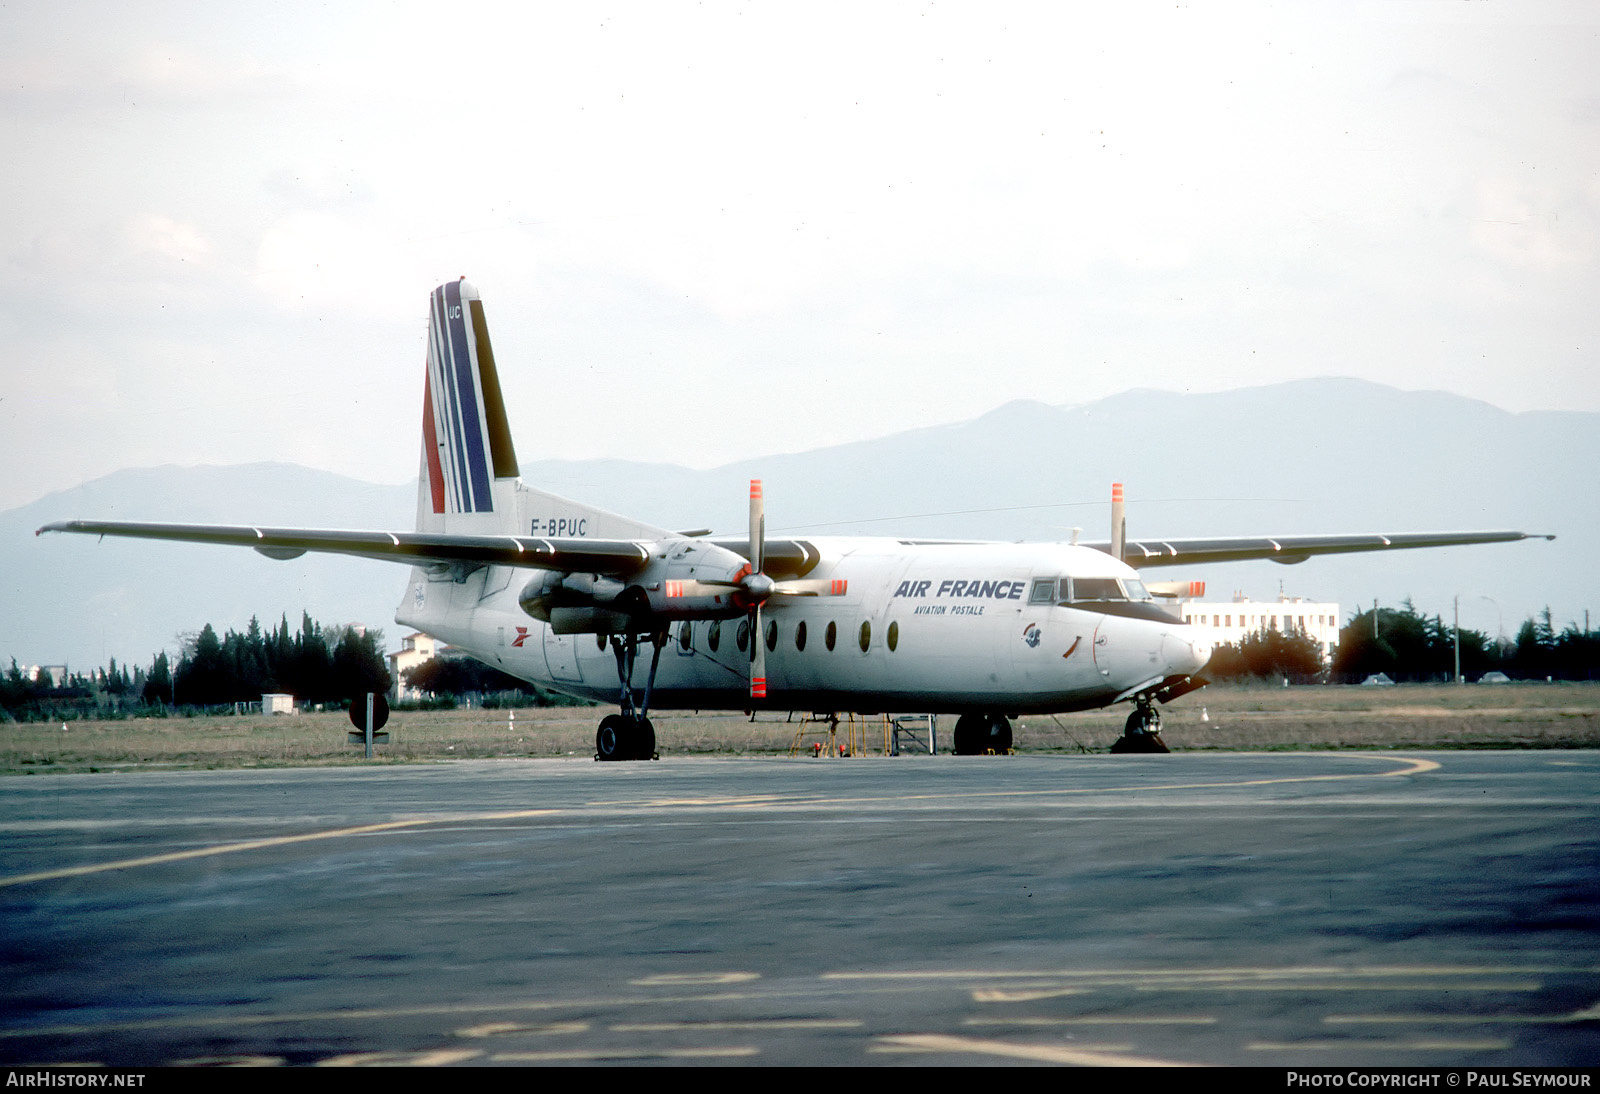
left=419, top=280, right=521, bottom=517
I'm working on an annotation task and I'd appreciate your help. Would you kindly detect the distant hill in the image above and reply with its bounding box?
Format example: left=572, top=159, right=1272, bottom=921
left=8, top=379, right=1593, bottom=672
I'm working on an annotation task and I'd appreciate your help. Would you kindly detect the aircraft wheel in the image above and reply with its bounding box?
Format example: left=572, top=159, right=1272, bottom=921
left=952, top=714, right=982, bottom=755
left=596, top=714, right=629, bottom=761
left=1110, top=706, right=1170, bottom=753
left=986, top=714, right=1013, bottom=754
left=1123, top=705, right=1161, bottom=736
left=632, top=715, right=656, bottom=760
left=953, top=713, right=1011, bottom=754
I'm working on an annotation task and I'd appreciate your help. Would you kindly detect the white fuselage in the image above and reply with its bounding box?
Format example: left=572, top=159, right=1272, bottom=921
left=396, top=537, right=1212, bottom=714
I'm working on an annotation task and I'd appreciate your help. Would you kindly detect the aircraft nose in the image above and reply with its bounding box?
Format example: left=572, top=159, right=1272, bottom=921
left=1164, top=630, right=1212, bottom=676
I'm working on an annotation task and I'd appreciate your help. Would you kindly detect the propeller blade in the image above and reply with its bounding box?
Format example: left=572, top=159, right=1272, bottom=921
left=749, top=602, right=767, bottom=700
left=748, top=479, right=765, bottom=576
left=1110, top=481, right=1126, bottom=563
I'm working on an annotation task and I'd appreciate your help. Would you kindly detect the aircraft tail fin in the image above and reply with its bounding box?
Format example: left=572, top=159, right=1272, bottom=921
left=417, top=279, right=521, bottom=533
left=414, top=279, right=670, bottom=542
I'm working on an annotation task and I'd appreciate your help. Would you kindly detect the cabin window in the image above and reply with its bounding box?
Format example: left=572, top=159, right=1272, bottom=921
left=678, top=622, right=693, bottom=652
left=1029, top=579, right=1056, bottom=604
left=736, top=619, right=750, bottom=651
left=858, top=621, right=872, bottom=652
left=708, top=621, right=721, bottom=652
left=765, top=620, right=778, bottom=651
left=825, top=621, right=837, bottom=651
left=887, top=621, right=899, bottom=652
left=795, top=621, right=807, bottom=652
left=596, top=632, right=608, bottom=651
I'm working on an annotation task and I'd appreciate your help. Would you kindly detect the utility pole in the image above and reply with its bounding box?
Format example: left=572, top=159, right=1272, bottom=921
left=1454, top=594, right=1462, bottom=685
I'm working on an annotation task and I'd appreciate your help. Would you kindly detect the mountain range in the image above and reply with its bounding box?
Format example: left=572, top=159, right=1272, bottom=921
left=6, top=377, right=1592, bottom=674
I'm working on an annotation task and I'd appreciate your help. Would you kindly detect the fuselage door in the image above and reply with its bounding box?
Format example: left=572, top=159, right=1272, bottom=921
left=543, top=626, right=584, bottom=684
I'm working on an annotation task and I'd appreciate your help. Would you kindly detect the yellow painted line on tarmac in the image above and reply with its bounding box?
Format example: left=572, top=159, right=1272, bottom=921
left=1144, top=982, right=1541, bottom=993
left=1327, top=1006, right=1600, bottom=1025
left=872, top=1033, right=1197, bottom=1066
left=456, top=1020, right=589, bottom=1038
left=827, top=963, right=1568, bottom=984
left=317, top=1049, right=481, bottom=1067
left=491, top=1047, right=759, bottom=1061
left=0, top=988, right=804, bottom=1041
left=972, top=988, right=1089, bottom=1002
left=611, top=1019, right=861, bottom=1032
left=1247, top=1040, right=1510, bottom=1052
left=607, top=795, right=790, bottom=808
left=0, top=809, right=561, bottom=888
left=965, top=1016, right=1217, bottom=1026
left=630, top=971, right=760, bottom=986
left=671, top=755, right=1443, bottom=813
left=0, top=755, right=1438, bottom=890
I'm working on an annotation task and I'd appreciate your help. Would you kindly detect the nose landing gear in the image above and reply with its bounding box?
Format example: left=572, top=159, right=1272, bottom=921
left=1111, top=698, right=1169, bottom=753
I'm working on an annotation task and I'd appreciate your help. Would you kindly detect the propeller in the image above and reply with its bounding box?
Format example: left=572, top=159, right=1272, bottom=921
left=660, top=479, right=847, bottom=701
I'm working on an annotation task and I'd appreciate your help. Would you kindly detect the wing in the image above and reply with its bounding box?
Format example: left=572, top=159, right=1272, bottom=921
left=1081, top=530, right=1553, bottom=569
left=36, top=520, right=653, bottom=575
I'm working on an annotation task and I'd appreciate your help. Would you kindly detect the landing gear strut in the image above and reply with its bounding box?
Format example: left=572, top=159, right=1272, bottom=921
left=596, top=631, right=666, bottom=761
left=1111, top=697, right=1169, bottom=753
left=952, top=713, right=1013, bottom=755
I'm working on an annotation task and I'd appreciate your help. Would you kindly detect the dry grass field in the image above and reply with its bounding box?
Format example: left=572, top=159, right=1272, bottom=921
left=2, top=683, right=1596, bottom=774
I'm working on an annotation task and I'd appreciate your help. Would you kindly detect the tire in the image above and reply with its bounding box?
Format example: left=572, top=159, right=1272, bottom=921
left=596, top=714, right=628, bottom=761
left=952, top=714, right=982, bottom=755
left=632, top=716, right=656, bottom=760
left=953, top=713, right=1011, bottom=754
left=985, top=715, right=1013, bottom=753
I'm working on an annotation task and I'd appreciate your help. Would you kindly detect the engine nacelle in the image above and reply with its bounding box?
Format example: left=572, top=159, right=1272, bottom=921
left=518, top=571, right=639, bottom=628
left=516, top=539, right=759, bottom=634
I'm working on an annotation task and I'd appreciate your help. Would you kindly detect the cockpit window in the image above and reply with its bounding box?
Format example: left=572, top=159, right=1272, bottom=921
left=1066, top=576, right=1125, bottom=602
left=1029, top=579, right=1057, bottom=604
left=1120, top=578, right=1151, bottom=601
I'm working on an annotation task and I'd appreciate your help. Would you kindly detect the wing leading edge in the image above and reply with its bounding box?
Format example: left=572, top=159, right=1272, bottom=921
left=1083, top=529, right=1553, bottom=568
left=36, top=520, right=654, bottom=575
left=35, top=519, right=829, bottom=580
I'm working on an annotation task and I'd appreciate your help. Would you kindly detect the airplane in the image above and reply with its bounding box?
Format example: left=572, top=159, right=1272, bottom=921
left=38, top=279, right=1554, bottom=759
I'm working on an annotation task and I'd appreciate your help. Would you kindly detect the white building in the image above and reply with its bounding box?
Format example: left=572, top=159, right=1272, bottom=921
left=388, top=632, right=442, bottom=701
left=261, top=693, right=295, bottom=715
left=1176, top=593, right=1342, bottom=662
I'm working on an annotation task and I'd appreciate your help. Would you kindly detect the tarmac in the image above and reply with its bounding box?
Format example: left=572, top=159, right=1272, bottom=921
left=1, top=750, right=1596, bottom=1067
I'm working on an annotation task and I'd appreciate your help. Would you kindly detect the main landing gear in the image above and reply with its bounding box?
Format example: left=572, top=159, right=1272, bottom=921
left=596, top=631, right=666, bottom=761
left=952, top=713, right=1013, bottom=755
left=1111, top=697, right=1170, bottom=753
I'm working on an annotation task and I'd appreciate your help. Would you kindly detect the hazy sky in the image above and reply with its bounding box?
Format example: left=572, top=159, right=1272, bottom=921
left=3, top=1, right=1597, bottom=513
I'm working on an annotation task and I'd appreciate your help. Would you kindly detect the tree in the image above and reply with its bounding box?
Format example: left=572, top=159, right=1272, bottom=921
left=332, top=627, right=390, bottom=699
left=142, top=652, right=173, bottom=706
